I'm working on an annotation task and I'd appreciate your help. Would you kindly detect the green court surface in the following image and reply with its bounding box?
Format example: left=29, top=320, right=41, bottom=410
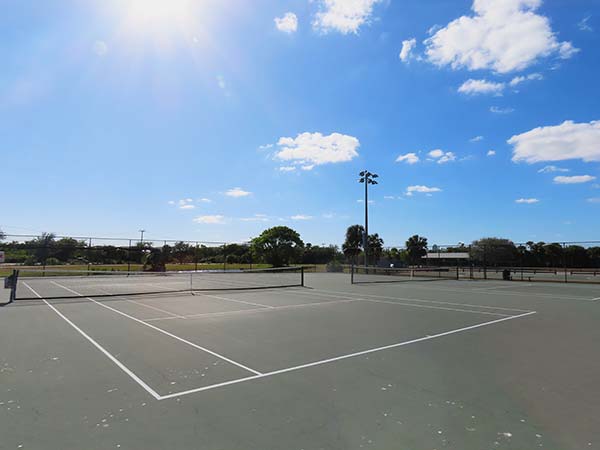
left=1, top=273, right=599, bottom=450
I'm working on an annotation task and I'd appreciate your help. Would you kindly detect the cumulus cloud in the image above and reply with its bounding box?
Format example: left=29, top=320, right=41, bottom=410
left=428, top=149, right=456, bottom=164
left=509, top=120, right=600, bottom=163
left=395, top=152, right=419, bottom=164
left=194, top=215, right=226, bottom=224
left=399, top=38, right=417, bottom=62
left=515, top=198, right=539, bottom=204
left=406, top=185, right=442, bottom=196
left=197, top=198, right=212, bottom=203
left=273, top=132, right=359, bottom=169
left=458, top=79, right=505, bottom=95
left=487, top=150, right=496, bottom=156
left=537, top=165, right=569, bottom=173
left=225, top=187, right=252, bottom=197
left=470, top=135, right=484, bottom=142
left=425, top=0, right=579, bottom=73
left=490, top=106, right=515, bottom=114
left=312, top=0, right=381, bottom=34
left=509, top=73, right=543, bottom=87
left=274, top=12, right=298, bottom=33
left=279, top=166, right=297, bottom=172
left=553, top=175, right=596, bottom=184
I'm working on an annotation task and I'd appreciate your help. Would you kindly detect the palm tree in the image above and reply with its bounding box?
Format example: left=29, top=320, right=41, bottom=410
left=406, top=235, right=428, bottom=266
left=343, top=225, right=364, bottom=264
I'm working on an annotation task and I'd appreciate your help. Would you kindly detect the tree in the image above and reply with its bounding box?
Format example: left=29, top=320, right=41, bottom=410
left=471, top=237, right=518, bottom=266
left=30, top=232, right=56, bottom=264
left=342, top=225, right=364, bottom=263
left=406, top=235, right=428, bottom=265
left=367, top=233, right=384, bottom=265
left=0, top=228, right=5, bottom=240
left=251, top=226, right=304, bottom=267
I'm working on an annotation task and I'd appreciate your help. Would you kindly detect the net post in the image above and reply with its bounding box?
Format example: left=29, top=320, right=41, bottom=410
left=455, top=265, right=459, bottom=281
left=9, top=269, right=18, bottom=303
left=301, top=266, right=305, bottom=287
left=350, top=263, right=354, bottom=284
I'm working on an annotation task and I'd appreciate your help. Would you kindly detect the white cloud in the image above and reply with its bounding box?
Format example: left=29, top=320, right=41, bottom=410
left=240, top=214, right=269, bottom=222
left=470, top=135, right=484, bottom=142
left=93, top=40, right=108, bottom=56
left=487, top=150, right=496, bottom=156
left=279, top=166, right=297, bottom=172
left=383, top=195, right=395, bottom=200
left=425, top=0, right=579, bottom=74
left=428, top=149, right=456, bottom=164
left=312, top=0, right=381, bottom=34
left=225, top=187, right=252, bottom=197
left=458, top=79, right=504, bottom=95
left=194, top=215, right=226, bottom=224
left=258, top=143, right=274, bottom=151
left=509, top=120, right=600, bottom=163
left=274, top=132, right=359, bottom=169
left=553, top=175, right=596, bottom=184
left=170, top=198, right=196, bottom=210
left=216, top=75, right=226, bottom=90
left=399, top=38, right=417, bottom=62
left=509, top=73, right=543, bottom=87
left=291, top=214, right=313, bottom=221
left=515, top=198, right=539, bottom=204
left=274, top=12, right=298, bottom=33
left=197, top=198, right=212, bottom=203
left=537, top=165, right=569, bottom=173
left=578, top=16, right=593, bottom=32
left=490, top=106, right=515, bottom=114
left=406, top=185, right=442, bottom=196
left=395, top=152, right=419, bottom=164
left=587, top=197, right=600, bottom=204
left=357, top=199, right=374, bottom=204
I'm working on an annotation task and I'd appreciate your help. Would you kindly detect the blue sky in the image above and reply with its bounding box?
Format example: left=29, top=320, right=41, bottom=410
left=2, top=0, right=599, bottom=246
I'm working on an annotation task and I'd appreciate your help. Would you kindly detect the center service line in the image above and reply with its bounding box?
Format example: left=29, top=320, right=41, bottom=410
left=159, top=310, right=537, bottom=400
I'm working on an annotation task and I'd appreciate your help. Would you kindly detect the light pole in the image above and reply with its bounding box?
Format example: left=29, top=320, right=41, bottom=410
left=139, top=229, right=146, bottom=244
left=358, top=170, right=378, bottom=267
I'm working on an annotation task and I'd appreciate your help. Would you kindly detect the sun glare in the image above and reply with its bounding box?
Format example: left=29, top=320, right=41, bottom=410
left=106, top=0, right=216, bottom=49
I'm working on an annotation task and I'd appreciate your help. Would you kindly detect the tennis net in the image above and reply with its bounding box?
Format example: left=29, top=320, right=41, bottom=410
left=351, top=266, right=459, bottom=284
left=11, top=267, right=304, bottom=300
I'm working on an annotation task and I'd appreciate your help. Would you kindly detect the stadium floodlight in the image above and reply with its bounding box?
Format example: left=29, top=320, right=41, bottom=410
left=358, top=170, right=379, bottom=268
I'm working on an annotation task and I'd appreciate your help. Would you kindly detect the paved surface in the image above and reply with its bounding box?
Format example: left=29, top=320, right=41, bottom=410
left=1, top=273, right=599, bottom=450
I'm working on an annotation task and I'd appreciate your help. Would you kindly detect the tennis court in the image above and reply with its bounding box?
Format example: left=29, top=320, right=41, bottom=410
left=1, top=271, right=599, bottom=450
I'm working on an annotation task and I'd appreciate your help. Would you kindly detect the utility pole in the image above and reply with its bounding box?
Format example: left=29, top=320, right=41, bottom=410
left=139, top=229, right=146, bottom=244
left=358, top=170, right=378, bottom=268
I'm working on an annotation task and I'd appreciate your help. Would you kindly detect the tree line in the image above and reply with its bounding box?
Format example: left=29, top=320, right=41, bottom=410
left=1, top=228, right=599, bottom=269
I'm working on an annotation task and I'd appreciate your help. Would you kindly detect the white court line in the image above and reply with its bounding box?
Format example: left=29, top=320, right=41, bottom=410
left=592, top=297, right=600, bottom=302
left=89, top=285, right=187, bottom=319
left=473, top=284, right=534, bottom=291
left=288, top=287, right=532, bottom=314
left=159, top=310, right=537, bottom=400
left=355, top=281, right=596, bottom=302
left=50, top=281, right=262, bottom=376
left=145, top=298, right=361, bottom=322
left=194, top=292, right=275, bottom=309
left=21, top=282, right=162, bottom=400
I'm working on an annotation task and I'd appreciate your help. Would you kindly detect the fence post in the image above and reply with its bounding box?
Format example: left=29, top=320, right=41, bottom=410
left=563, top=242, right=568, bottom=283
left=127, top=240, right=132, bottom=273
left=301, top=266, right=305, bottom=287
left=483, top=245, right=487, bottom=280
left=194, top=242, right=199, bottom=272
